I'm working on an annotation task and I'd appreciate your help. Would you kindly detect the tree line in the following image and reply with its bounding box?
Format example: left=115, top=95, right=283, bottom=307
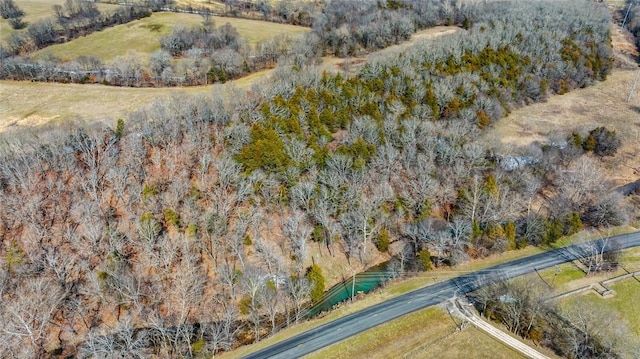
left=0, top=20, right=320, bottom=87
left=0, top=0, right=631, bottom=357
left=0, top=0, right=514, bottom=86
left=472, top=277, right=639, bottom=358
left=1, top=0, right=152, bottom=57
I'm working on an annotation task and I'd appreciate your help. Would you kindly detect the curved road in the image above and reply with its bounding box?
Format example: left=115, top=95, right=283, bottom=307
left=244, top=231, right=640, bottom=359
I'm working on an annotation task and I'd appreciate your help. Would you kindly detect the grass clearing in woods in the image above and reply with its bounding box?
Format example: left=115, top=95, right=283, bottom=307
left=0, top=0, right=121, bottom=45
left=30, top=11, right=309, bottom=62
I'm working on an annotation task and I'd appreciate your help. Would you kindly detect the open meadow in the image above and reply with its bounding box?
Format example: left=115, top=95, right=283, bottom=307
left=302, top=307, right=529, bottom=359
left=31, top=11, right=309, bottom=62
left=0, top=0, right=121, bottom=45
left=0, top=68, right=275, bottom=131
left=484, top=69, right=640, bottom=187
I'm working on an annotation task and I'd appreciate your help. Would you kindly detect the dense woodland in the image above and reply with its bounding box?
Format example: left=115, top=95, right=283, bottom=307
left=0, top=0, right=636, bottom=358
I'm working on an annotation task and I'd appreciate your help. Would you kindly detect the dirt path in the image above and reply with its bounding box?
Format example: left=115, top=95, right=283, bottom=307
left=320, top=26, right=462, bottom=74
left=454, top=300, right=552, bottom=359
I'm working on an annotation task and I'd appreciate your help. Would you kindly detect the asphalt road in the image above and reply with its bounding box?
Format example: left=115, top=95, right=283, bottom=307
left=243, top=231, right=640, bottom=359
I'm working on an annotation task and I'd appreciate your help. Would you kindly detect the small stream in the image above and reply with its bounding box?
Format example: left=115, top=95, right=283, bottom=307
left=304, top=261, right=393, bottom=318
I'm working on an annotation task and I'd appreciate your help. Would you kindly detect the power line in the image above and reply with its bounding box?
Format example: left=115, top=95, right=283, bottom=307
left=627, top=68, right=640, bottom=104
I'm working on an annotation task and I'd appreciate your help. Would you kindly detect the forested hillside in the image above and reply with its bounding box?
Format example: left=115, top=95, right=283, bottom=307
left=0, top=1, right=631, bottom=358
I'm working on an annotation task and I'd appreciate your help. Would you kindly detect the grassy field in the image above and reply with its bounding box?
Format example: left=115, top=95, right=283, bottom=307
left=534, top=245, right=640, bottom=292
left=0, top=80, right=207, bottom=130
left=173, top=0, right=226, bottom=12
left=484, top=69, right=640, bottom=188
left=0, top=66, right=276, bottom=131
left=31, top=12, right=201, bottom=62
left=559, top=278, right=640, bottom=357
left=0, top=0, right=120, bottom=45
left=31, top=11, right=309, bottom=62
left=303, top=307, right=526, bottom=359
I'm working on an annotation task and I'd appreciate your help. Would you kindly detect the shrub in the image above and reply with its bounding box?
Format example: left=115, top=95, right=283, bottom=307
left=477, top=110, right=490, bottom=129
left=186, top=223, right=197, bottom=238
left=243, top=236, right=252, bottom=245
left=582, top=133, right=597, bottom=151
left=236, top=124, right=291, bottom=173
left=567, top=131, right=583, bottom=148
left=417, top=250, right=432, bottom=271
left=564, top=211, right=582, bottom=235
left=588, top=126, right=621, bottom=157
left=114, top=118, right=125, bottom=140
left=0, top=0, right=24, bottom=20
left=504, top=221, right=516, bottom=250
left=544, top=218, right=564, bottom=245
left=5, top=241, right=24, bottom=271
left=375, top=227, right=390, bottom=252
left=306, top=264, right=326, bottom=303
left=142, top=184, right=158, bottom=199
left=163, top=208, right=181, bottom=229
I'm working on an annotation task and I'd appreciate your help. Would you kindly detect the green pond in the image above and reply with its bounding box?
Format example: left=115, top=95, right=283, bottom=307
left=305, top=261, right=392, bottom=318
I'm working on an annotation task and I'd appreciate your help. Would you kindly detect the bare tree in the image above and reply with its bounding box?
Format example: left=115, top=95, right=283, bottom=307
left=0, top=277, right=64, bottom=356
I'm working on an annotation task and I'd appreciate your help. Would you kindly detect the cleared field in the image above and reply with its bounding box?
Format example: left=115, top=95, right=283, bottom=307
left=31, top=12, right=201, bottom=62
left=484, top=69, right=640, bottom=187
left=0, top=81, right=207, bottom=130
left=173, top=0, right=226, bottom=12
left=31, top=11, right=309, bottom=62
left=0, top=67, right=275, bottom=132
left=302, top=307, right=527, bottom=359
left=0, top=0, right=120, bottom=45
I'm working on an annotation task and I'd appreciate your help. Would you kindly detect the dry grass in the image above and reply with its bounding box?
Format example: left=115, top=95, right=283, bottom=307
left=0, top=81, right=207, bottom=130
left=0, top=67, right=276, bottom=132
left=484, top=69, right=640, bottom=187
left=423, top=326, right=527, bottom=359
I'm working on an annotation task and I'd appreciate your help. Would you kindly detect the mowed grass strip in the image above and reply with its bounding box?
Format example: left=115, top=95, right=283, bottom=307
left=31, top=12, right=309, bottom=62
left=0, top=0, right=121, bottom=45
left=417, top=326, right=528, bottom=359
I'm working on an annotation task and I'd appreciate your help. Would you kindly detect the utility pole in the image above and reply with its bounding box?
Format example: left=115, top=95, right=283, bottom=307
left=351, top=270, right=356, bottom=302
left=627, top=69, right=640, bottom=104
left=551, top=265, right=561, bottom=287
left=622, top=1, right=633, bottom=29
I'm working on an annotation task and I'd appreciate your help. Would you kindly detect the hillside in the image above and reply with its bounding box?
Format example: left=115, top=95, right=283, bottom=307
left=0, top=1, right=638, bottom=358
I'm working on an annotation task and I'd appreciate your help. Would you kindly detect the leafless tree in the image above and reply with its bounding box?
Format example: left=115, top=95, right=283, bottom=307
left=0, top=277, right=64, bottom=356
